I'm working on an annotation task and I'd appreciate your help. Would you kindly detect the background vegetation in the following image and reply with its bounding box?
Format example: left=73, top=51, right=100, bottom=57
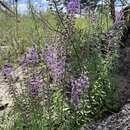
left=0, top=0, right=128, bottom=130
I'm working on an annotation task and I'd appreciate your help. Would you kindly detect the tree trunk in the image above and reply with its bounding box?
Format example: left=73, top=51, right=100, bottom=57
left=110, top=0, right=116, bottom=23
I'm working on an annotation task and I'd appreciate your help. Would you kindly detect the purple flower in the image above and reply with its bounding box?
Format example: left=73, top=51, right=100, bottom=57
left=66, top=0, right=80, bottom=14
left=26, top=48, right=39, bottom=64
left=70, top=74, right=89, bottom=107
left=71, top=85, right=80, bottom=106
left=2, top=63, right=13, bottom=79
left=27, top=76, right=43, bottom=97
left=42, top=45, right=66, bottom=83
left=20, top=48, right=39, bottom=72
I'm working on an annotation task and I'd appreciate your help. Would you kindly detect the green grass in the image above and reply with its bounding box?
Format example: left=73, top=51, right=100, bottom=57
left=0, top=11, right=112, bottom=67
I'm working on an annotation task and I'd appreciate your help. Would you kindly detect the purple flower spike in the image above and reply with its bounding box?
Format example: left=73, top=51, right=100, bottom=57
left=26, top=48, right=39, bottom=65
left=20, top=48, right=39, bottom=72
left=71, top=84, right=80, bottom=106
left=66, top=0, right=80, bottom=14
left=2, top=63, right=13, bottom=79
left=43, top=45, right=66, bottom=83
left=28, top=76, right=43, bottom=97
left=70, top=74, right=89, bottom=107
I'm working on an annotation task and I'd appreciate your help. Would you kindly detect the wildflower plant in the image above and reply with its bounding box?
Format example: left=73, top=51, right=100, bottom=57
left=1, top=0, right=120, bottom=130
left=70, top=74, right=89, bottom=107
left=66, top=0, right=80, bottom=14
left=42, top=44, right=66, bottom=83
left=19, top=47, right=39, bottom=72
left=27, top=75, right=43, bottom=97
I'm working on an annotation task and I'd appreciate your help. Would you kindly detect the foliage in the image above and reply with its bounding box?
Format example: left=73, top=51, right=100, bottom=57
left=0, top=0, right=123, bottom=130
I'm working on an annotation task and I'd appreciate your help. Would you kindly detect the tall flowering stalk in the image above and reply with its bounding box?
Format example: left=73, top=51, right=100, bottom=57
left=27, top=75, right=43, bottom=98
left=42, top=44, right=66, bottom=83
left=20, top=48, right=39, bottom=72
left=66, top=0, right=80, bottom=14
left=70, top=74, right=89, bottom=107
